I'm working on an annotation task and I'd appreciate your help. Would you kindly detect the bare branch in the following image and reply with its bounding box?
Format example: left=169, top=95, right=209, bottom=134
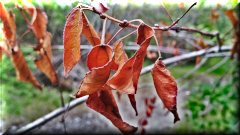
left=159, top=1, right=173, bottom=23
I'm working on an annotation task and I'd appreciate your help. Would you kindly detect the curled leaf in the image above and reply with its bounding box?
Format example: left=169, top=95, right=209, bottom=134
left=151, top=60, right=180, bottom=123
left=11, top=46, right=43, bottom=90
left=23, top=2, right=48, bottom=42
left=71, top=45, right=113, bottom=98
left=86, top=89, right=137, bottom=134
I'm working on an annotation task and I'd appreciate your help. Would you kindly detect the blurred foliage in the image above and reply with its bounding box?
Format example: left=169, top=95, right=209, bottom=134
left=173, top=60, right=239, bottom=133
left=0, top=0, right=238, bottom=133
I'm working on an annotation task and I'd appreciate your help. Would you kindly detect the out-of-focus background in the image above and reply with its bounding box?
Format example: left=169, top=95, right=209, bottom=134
left=0, top=0, right=239, bottom=134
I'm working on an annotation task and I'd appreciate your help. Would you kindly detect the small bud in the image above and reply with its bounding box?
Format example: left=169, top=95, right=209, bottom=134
left=91, top=0, right=109, bottom=14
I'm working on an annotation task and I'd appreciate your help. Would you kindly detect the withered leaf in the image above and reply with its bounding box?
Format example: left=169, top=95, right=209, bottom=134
left=224, top=9, right=239, bottom=29
left=70, top=45, right=113, bottom=98
left=107, top=23, right=154, bottom=94
left=23, top=2, right=48, bottom=42
left=151, top=60, right=180, bottom=123
left=86, top=89, right=137, bottom=134
left=0, top=2, right=16, bottom=48
left=34, top=32, right=58, bottom=85
left=82, top=12, right=101, bottom=46
left=11, top=46, right=43, bottom=90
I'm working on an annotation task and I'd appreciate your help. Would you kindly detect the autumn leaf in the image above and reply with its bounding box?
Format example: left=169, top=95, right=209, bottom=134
left=82, top=12, right=101, bottom=46
left=210, top=8, right=219, bottom=22
left=0, top=2, right=16, bottom=48
left=151, top=60, right=180, bottom=123
left=22, top=1, right=48, bottom=42
left=34, top=32, right=58, bottom=85
left=224, top=9, right=238, bottom=29
left=11, top=46, right=43, bottom=90
left=63, top=7, right=101, bottom=77
left=63, top=7, right=83, bottom=77
left=70, top=45, right=113, bottom=98
left=86, top=89, right=138, bottom=134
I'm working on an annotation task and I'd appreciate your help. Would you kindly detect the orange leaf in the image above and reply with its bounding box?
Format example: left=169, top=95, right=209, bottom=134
left=11, top=47, right=43, bottom=90
left=34, top=32, right=58, bottom=85
left=63, top=7, right=83, bottom=77
left=23, top=2, right=47, bottom=42
left=174, top=46, right=179, bottom=56
left=113, top=40, right=128, bottom=67
left=82, top=12, right=101, bottom=46
left=86, top=89, right=137, bottom=134
left=0, top=2, right=16, bottom=48
left=71, top=45, right=113, bottom=98
left=107, top=23, right=154, bottom=94
left=151, top=60, right=180, bottom=123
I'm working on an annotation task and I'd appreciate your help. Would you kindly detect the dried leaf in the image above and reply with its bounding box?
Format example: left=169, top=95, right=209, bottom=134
left=128, top=94, right=138, bottom=116
left=112, top=40, right=128, bottom=67
left=0, top=40, right=9, bottom=61
left=63, top=7, right=83, bottom=77
left=34, top=32, right=58, bottom=85
left=0, top=2, right=16, bottom=48
left=151, top=60, right=180, bottom=123
left=11, top=46, right=43, bottom=90
left=86, top=89, right=138, bottom=134
left=174, top=46, right=179, bottom=56
left=210, top=8, right=219, bottom=22
left=195, top=56, right=201, bottom=65
left=23, top=2, right=48, bottom=42
left=71, top=45, right=113, bottom=98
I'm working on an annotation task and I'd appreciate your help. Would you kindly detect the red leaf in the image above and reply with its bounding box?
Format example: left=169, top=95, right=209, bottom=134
left=86, top=89, right=138, bottom=134
left=63, top=7, right=83, bottom=77
left=151, top=60, right=180, bottom=123
left=128, top=94, right=138, bottom=116
left=146, top=105, right=154, bottom=117
left=11, top=47, right=43, bottom=90
left=107, top=23, right=154, bottom=94
left=70, top=45, right=113, bottom=98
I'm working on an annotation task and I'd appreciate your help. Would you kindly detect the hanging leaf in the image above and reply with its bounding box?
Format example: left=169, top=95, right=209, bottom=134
left=151, top=60, right=180, bottom=123
left=0, top=2, right=16, bottom=48
left=22, top=1, right=48, bottom=42
left=224, top=9, right=238, bottom=29
left=34, top=32, right=58, bottom=85
left=63, top=7, right=83, bottom=77
left=70, top=45, right=113, bottom=98
left=86, top=89, right=137, bottom=134
left=82, top=12, right=101, bottom=46
left=11, top=46, right=43, bottom=90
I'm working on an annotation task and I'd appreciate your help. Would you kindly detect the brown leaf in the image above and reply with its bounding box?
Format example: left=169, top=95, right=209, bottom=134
left=71, top=45, right=113, bottom=98
left=128, top=94, right=138, bottom=116
left=112, top=40, right=128, bottom=67
left=63, top=7, right=83, bottom=77
left=11, top=46, right=43, bottom=90
left=86, top=89, right=138, bottom=134
left=0, top=2, right=16, bottom=48
left=34, top=32, right=58, bottom=85
left=23, top=2, right=48, bottom=42
left=151, top=60, right=180, bottom=123
left=174, top=46, right=179, bottom=56
left=195, top=56, right=201, bottom=65
left=210, top=8, right=219, bottom=22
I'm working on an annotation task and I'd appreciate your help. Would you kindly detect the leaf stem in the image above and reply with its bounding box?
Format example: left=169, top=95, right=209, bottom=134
left=17, top=29, right=32, bottom=44
left=153, top=34, right=161, bottom=58
left=120, top=30, right=137, bottom=41
left=101, top=18, right=108, bottom=44
left=107, top=27, right=124, bottom=45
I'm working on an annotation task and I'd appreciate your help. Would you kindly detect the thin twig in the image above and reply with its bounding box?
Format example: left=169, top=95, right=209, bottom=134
left=107, top=27, right=124, bottom=45
left=120, top=30, right=137, bottom=41
left=167, top=2, right=197, bottom=30
left=159, top=1, right=173, bottom=23
left=17, top=29, right=32, bottom=44
left=101, top=18, right=108, bottom=44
